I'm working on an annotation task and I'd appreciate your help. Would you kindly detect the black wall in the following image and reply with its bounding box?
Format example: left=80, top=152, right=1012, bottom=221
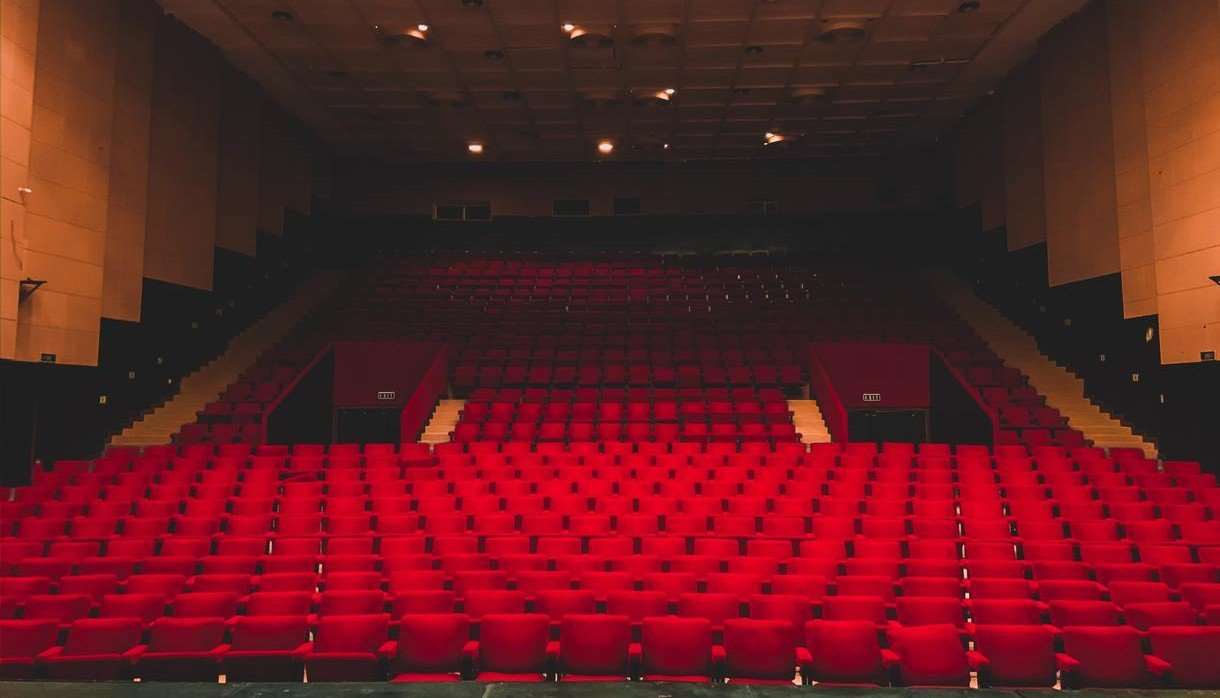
left=0, top=219, right=325, bottom=485
left=929, top=353, right=995, bottom=447
left=951, top=224, right=1219, bottom=470
left=266, top=349, right=335, bottom=445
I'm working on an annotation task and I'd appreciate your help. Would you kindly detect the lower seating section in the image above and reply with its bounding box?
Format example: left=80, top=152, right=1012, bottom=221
left=1, top=439, right=1217, bottom=686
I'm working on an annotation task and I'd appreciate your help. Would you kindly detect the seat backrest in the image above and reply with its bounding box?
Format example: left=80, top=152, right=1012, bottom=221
left=64, top=618, right=142, bottom=656
left=723, top=618, right=797, bottom=679
left=148, top=617, right=226, bottom=652
left=887, top=624, right=970, bottom=686
left=558, top=614, right=631, bottom=676
left=230, top=615, right=309, bottom=651
left=396, top=613, right=471, bottom=672
left=0, top=620, right=58, bottom=659
left=640, top=616, right=713, bottom=677
left=1148, top=626, right=1220, bottom=688
left=803, top=620, right=885, bottom=684
left=973, top=624, right=1057, bottom=687
left=314, top=613, right=389, bottom=653
left=477, top=613, right=550, bottom=674
left=246, top=591, right=313, bottom=616
left=171, top=592, right=240, bottom=618
left=1062, top=626, right=1148, bottom=687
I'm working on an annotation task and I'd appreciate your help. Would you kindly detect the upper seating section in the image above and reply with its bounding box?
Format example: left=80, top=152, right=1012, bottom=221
left=178, top=256, right=1082, bottom=449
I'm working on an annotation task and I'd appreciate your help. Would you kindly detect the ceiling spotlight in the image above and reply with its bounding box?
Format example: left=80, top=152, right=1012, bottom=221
left=597, top=140, right=615, bottom=155
left=467, top=142, right=484, bottom=155
left=271, top=9, right=294, bottom=21
left=663, top=143, right=670, bottom=150
left=664, top=88, right=676, bottom=95
left=764, top=131, right=785, bottom=145
left=417, top=24, right=429, bottom=32
left=562, top=22, right=576, bottom=33
left=958, top=1, right=981, bottom=12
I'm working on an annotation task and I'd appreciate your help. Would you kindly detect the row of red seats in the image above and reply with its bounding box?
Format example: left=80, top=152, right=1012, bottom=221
left=4, top=611, right=1220, bottom=686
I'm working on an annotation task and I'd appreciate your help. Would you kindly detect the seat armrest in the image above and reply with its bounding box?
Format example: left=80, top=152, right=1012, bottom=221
left=880, top=648, right=900, bottom=666
left=377, top=640, right=397, bottom=658
left=1055, top=652, right=1080, bottom=671
left=292, top=642, right=313, bottom=658
left=35, top=646, right=64, bottom=662
left=967, top=650, right=989, bottom=670
left=546, top=640, right=560, bottom=663
left=209, top=644, right=231, bottom=657
left=462, top=640, right=479, bottom=679
left=795, top=646, right=812, bottom=668
left=123, top=645, right=148, bottom=662
left=1144, top=654, right=1171, bottom=676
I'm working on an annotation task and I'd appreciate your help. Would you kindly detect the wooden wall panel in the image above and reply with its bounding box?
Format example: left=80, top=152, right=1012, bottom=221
left=1106, top=0, right=1158, bottom=319
left=144, top=15, right=220, bottom=290
left=215, top=65, right=261, bottom=256
left=101, top=0, right=156, bottom=321
left=1001, top=59, right=1047, bottom=251
left=1039, top=1, right=1121, bottom=287
left=0, top=0, right=40, bottom=359
left=16, top=0, right=118, bottom=365
left=1138, top=0, right=1220, bottom=363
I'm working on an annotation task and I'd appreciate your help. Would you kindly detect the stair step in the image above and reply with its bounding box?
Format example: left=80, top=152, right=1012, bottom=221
left=928, top=270, right=1157, bottom=459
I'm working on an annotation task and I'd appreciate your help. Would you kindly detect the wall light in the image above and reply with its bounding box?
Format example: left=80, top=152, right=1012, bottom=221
left=562, top=22, right=576, bottom=33
left=417, top=24, right=429, bottom=32
left=764, top=131, right=785, bottom=145
left=467, top=142, right=485, bottom=155
left=664, top=88, right=676, bottom=95
left=597, top=140, right=614, bottom=155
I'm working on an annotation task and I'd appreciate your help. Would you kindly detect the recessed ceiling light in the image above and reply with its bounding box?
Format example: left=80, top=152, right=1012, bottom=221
left=958, top=1, right=981, bottom=12
left=271, top=9, right=294, bottom=21
left=562, top=22, right=576, bottom=33
left=764, top=131, right=785, bottom=145
left=663, top=143, right=670, bottom=149
left=417, top=24, right=429, bottom=32
left=744, top=45, right=764, bottom=55
left=664, top=88, right=676, bottom=96
left=597, top=140, right=614, bottom=155
left=467, top=142, right=484, bottom=155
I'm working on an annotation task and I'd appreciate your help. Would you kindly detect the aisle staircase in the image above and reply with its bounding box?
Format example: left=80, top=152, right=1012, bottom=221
left=927, top=271, right=1158, bottom=458
left=109, top=272, right=345, bottom=447
left=420, top=399, right=464, bottom=445
left=790, top=400, right=833, bottom=444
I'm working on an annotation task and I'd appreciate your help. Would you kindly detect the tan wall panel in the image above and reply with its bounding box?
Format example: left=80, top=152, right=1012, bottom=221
left=144, top=15, right=220, bottom=290
left=0, top=0, right=40, bottom=359
left=215, top=66, right=261, bottom=256
left=16, top=0, right=117, bottom=365
left=1138, top=0, right=1220, bottom=363
left=1001, top=59, right=1047, bottom=250
left=101, top=0, right=156, bottom=320
left=1039, top=1, right=1121, bottom=287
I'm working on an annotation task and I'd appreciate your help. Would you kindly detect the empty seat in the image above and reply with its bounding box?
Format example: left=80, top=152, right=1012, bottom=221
left=389, top=614, right=472, bottom=682
left=722, top=618, right=802, bottom=685
left=39, top=617, right=145, bottom=680
left=801, top=620, right=888, bottom=686
left=555, top=614, right=634, bottom=681
left=969, top=624, right=1058, bottom=687
left=0, top=620, right=58, bottom=679
left=1147, top=626, right=1220, bottom=688
left=304, top=613, right=391, bottom=681
left=886, top=624, right=970, bottom=686
left=136, top=617, right=228, bottom=681
left=471, top=613, right=550, bottom=682
left=1058, top=625, right=1168, bottom=688
left=225, top=615, right=310, bottom=681
left=640, top=616, right=717, bottom=682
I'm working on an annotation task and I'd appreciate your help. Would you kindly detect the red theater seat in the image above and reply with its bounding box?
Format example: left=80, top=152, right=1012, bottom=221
left=136, top=617, right=228, bottom=681
left=389, top=614, right=473, bottom=682
left=969, top=624, right=1058, bottom=687
left=885, top=624, right=970, bottom=687
left=555, top=614, right=634, bottom=681
left=38, top=617, right=145, bottom=680
left=224, top=615, right=310, bottom=681
left=639, top=616, right=718, bottom=682
left=801, top=620, right=888, bottom=686
left=0, top=620, right=58, bottom=679
left=304, top=613, right=392, bottom=681
left=1058, top=626, right=1168, bottom=688
left=471, top=613, right=551, bottom=682
left=722, top=618, right=803, bottom=685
